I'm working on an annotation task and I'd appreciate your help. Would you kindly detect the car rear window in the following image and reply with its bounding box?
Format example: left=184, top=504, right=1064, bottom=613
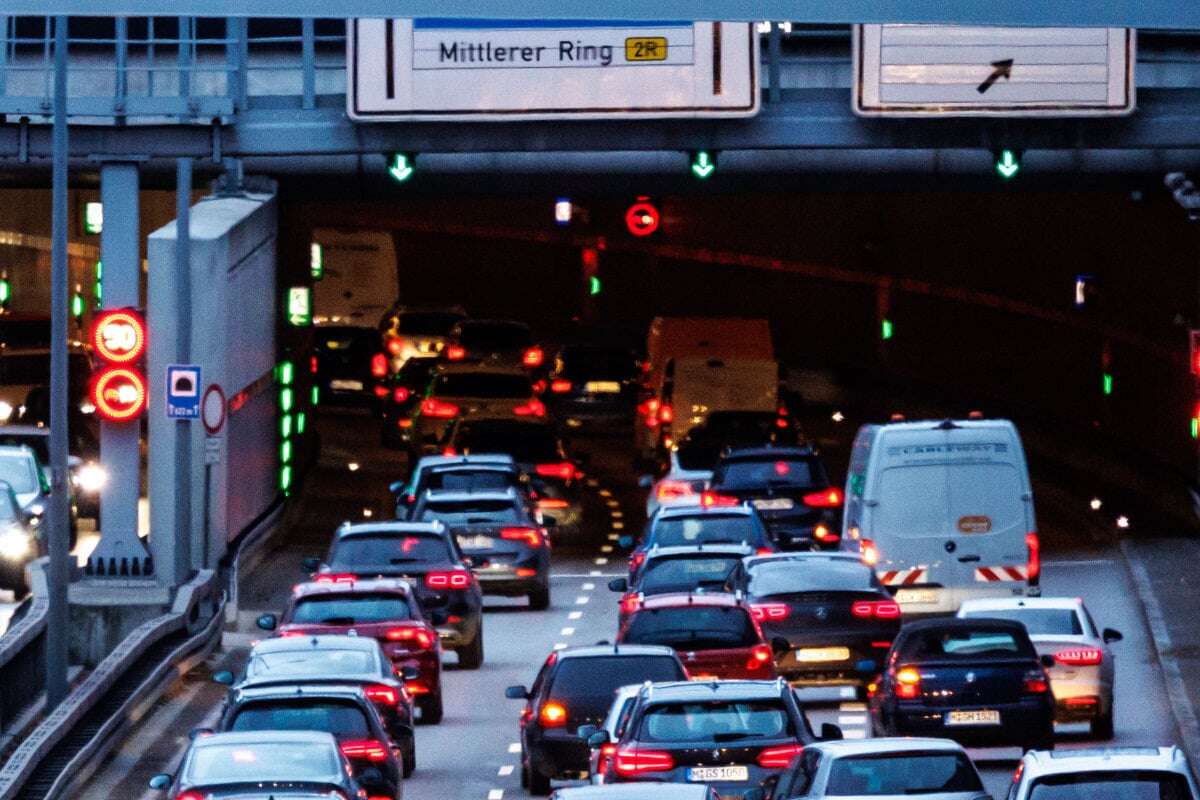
left=187, top=742, right=340, bottom=785
left=398, top=312, right=463, bottom=335
left=330, top=533, right=452, bottom=567
left=459, top=324, right=532, bottom=350
left=291, top=594, right=413, bottom=625
left=640, top=557, right=742, bottom=596
left=230, top=699, right=370, bottom=738
left=454, top=425, right=561, bottom=463
left=959, top=608, right=1083, bottom=636
left=825, top=752, right=983, bottom=795
left=898, top=627, right=1035, bottom=661
left=717, top=458, right=817, bottom=489
left=560, top=347, right=638, bottom=380
left=1028, top=772, right=1194, bottom=800
left=640, top=700, right=791, bottom=742
left=434, top=373, right=532, bottom=399
left=653, top=515, right=760, bottom=547
left=427, top=470, right=519, bottom=493
left=622, top=606, right=758, bottom=650
left=246, top=649, right=376, bottom=679
left=749, top=561, right=877, bottom=596
left=417, top=499, right=523, bottom=526
left=0, top=453, right=39, bottom=493
left=548, top=656, right=685, bottom=706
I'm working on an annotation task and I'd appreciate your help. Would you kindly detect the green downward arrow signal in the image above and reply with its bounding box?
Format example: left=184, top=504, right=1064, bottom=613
left=691, top=151, right=716, bottom=179
left=389, top=154, right=414, bottom=183
left=996, top=149, right=1020, bottom=179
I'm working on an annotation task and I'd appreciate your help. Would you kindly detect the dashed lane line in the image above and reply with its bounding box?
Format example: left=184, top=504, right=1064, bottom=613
left=561, top=627, right=576, bottom=636
left=508, top=743, right=521, bottom=754
left=594, top=558, right=609, bottom=565
left=498, top=765, right=515, bottom=777
left=575, top=596, right=590, bottom=605
left=553, top=643, right=568, bottom=651
left=601, top=545, right=614, bottom=553
left=598, top=489, right=612, bottom=498
left=607, top=533, right=620, bottom=541
left=610, top=510, right=624, bottom=519
left=488, top=790, right=505, bottom=800
left=568, top=611, right=583, bottom=620
left=611, top=522, right=625, bottom=530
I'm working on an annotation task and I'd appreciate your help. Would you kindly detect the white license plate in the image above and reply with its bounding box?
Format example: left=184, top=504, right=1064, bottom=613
left=584, top=381, right=621, bottom=393
left=894, top=588, right=939, bottom=605
left=330, top=379, right=364, bottom=391
left=457, top=535, right=495, bottom=549
left=945, top=709, right=1001, bottom=726
left=794, top=646, right=850, bottom=663
left=688, top=766, right=749, bottom=782
left=752, top=498, right=794, bottom=511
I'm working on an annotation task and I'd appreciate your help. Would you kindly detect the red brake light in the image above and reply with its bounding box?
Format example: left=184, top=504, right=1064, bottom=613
left=597, top=743, right=617, bottom=775
left=425, top=570, right=471, bottom=589
left=655, top=480, right=695, bottom=502
left=751, top=603, right=789, bottom=621
left=175, top=792, right=206, bottom=800
left=629, top=551, right=646, bottom=572
left=895, top=666, right=921, bottom=699
left=446, top=345, right=466, bottom=360
left=363, top=684, right=401, bottom=706
left=700, top=491, right=738, bottom=508
left=314, top=573, right=356, bottom=584
left=392, top=386, right=410, bottom=404
left=550, top=378, right=572, bottom=393
left=421, top=398, right=460, bottom=418
left=1055, top=647, right=1102, bottom=666
left=537, top=498, right=569, bottom=510
left=373, top=384, right=389, bottom=399
left=539, top=701, right=567, bottom=727
left=747, top=643, right=774, bottom=670
left=614, top=747, right=675, bottom=777
left=309, top=355, right=318, bottom=374
left=851, top=600, right=901, bottom=619
left=523, top=347, right=544, bottom=368
left=1026, top=532, right=1040, bottom=584
left=370, top=353, right=388, bottom=378
left=340, top=739, right=389, bottom=762
left=513, top=398, right=546, bottom=417
left=535, top=462, right=574, bottom=480
left=386, top=337, right=404, bottom=356
left=619, top=594, right=641, bottom=614
left=803, top=488, right=843, bottom=508
left=385, top=627, right=434, bottom=649
left=756, top=743, right=804, bottom=769
left=501, top=527, right=544, bottom=548
left=1023, top=670, right=1050, bottom=694
left=657, top=403, right=673, bottom=423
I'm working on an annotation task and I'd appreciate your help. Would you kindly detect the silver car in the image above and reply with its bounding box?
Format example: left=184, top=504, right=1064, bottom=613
left=772, top=738, right=990, bottom=800
left=1010, top=746, right=1198, bottom=800
left=957, top=596, right=1122, bottom=738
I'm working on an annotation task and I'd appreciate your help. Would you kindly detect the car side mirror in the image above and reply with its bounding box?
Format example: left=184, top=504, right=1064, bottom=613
left=212, top=670, right=234, bottom=686
left=1040, top=654, right=1056, bottom=669
left=147, top=774, right=172, bottom=791
left=301, top=556, right=320, bottom=572
left=541, top=515, right=558, bottom=527
left=256, top=613, right=277, bottom=631
left=505, top=685, right=530, bottom=700
left=771, top=637, right=791, bottom=657
left=608, top=578, right=628, bottom=593
left=637, top=475, right=654, bottom=489
left=430, top=609, right=450, bottom=625
left=587, top=731, right=610, bottom=748
left=820, top=723, right=843, bottom=741
left=188, top=727, right=214, bottom=740
left=1103, top=627, right=1123, bottom=643
left=401, top=666, right=420, bottom=681
left=618, top=535, right=634, bottom=550
left=576, top=724, right=598, bottom=740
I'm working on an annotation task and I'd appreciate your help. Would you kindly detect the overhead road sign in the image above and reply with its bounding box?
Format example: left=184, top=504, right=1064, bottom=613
left=854, top=25, right=1135, bottom=117
left=348, top=19, right=758, bottom=121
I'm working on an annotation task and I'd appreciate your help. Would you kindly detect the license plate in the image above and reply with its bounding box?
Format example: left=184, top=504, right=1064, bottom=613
left=945, top=709, right=1001, bottom=726
left=584, top=381, right=621, bottom=393
left=457, top=535, right=495, bottom=549
left=895, top=588, right=939, bottom=605
left=752, top=498, right=794, bottom=511
left=794, top=646, right=850, bottom=663
left=688, top=766, right=749, bottom=782
left=330, top=379, right=364, bottom=391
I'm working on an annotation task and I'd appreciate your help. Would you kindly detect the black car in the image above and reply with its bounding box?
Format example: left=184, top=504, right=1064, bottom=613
left=216, top=684, right=405, bottom=799
left=869, top=617, right=1056, bottom=751
left=411, top=487, right=552, bottom=609
left=673, top=411, right=802, bottom=470
left=307, top=521, right=486, bottom=669
left=393, top=458, right=528, bottom=518
left=213, top=633, right=417, bottom=776
left=381, top=357, right=438, bottom=449
left=732, top=552, right=902, bottom=689
left=597, top=679, right=828, bottom=800
left=707, top=446, right=842, bottom=551
left=506, top=644, right=688, bottom=796
left=544, top=344, right=640, bottom=431
left=609, top=545, right=754, bottom=623
left=444, top=319, right=543, bottom=371
left=623, top=505, right=773, bottom=577
left=378, top=304, right=468, bottom=370
left=314, top=325, right=386, bottom=408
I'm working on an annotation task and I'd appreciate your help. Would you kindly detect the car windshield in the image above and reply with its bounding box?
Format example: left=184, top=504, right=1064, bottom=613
left=1028, top=772, right=1194, bottom=800
left=291, top=594, right=412, bottom=625
left=640, top=700, right=791, bottom=742
left=417, top=499, right=523, bottom=526
left=229, top=699, right=370, bottom=738
left=186, top=742, right=340, bottom=786
left=825, top=752, right=983, bottom=795
left=899, top=627, right=1034, bottom=660
left=960, top=608, right=1083, bottom=636
left=559, top=347, right=638, bottom=380
left=245, top=649, right=376, bottom=679
left=623, top=606, right=758, bottom=650
left=453, top=425, right=560, bottom=463
left=398, top=312, right=463, bottom=335
left=426, top=470, right=519, bottom=493
left=749, top=561, right=876, bottom=595
left=434, top=373, right=532, bottom=399
left=717, top=458, right=817, bottom=489
left=0, top=453, right=38, bottom=493
left=330, top=533, right=452, bottom=567
left=640, top=557, right=741, bottom=596
left=653, top=515, right=759, bottom=547
left=548, top=657, right=684, bottom=710
left=459, top=324, right=532, bottom=350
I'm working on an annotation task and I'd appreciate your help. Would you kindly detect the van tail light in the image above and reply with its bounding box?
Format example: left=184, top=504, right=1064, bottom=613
left=385, top=627, right=434, bottom=649
left=619, top=594, right=641, bottom=614
left=751, top=603, right=789, bottom=622
left=501, top=527, right=544, bottom=548
left=340, top=739, right=389, bottom=762
left=700, top=491, right=738, bottom=508
left=513, top=399, right=546, bottom=417
left=536, top=462, right=574, bottom=480
left=386, top=337, right=405, bottom=356
left=550, top=378, right=572, bottom=393
left=1026, top=532, right=1040, bottom=584
left=1064, top=696, right=1099, bottom=708
left=425, top=570, right=471, bottom=589
left=747, top=643, right=774, bottom=670
left=523, top=347, right=544, bottom=368
left=363, top=684, right=402, bottom=706
left=1055, top=647, right=1102, bottom=666
left=756, top=744, right=805, bottom=769
left=421, top=398, right=460, bottom=418
left=614, top=748, right=675, bottom=776
left=803, top=488, right=843, bottom=508
left=860, top=539, right=879, bottom=567
left=370, top=353, right=389, bottom=378
left=894, top=666, right=921, bottom=699
left=851, top=600, right=901, bottom=619
left=1023, top=670, right=1050, bottom=694
left=392, top=386, right=410, bottom=404
left=655, top=480, right=695, bottom=502
left=539, top=701, right=568, bottom=727
left=445, top=345, right=466, bottom=361
left=629, top=551, right=646, bottom=572
left=314, top=573, right=357, bottom=584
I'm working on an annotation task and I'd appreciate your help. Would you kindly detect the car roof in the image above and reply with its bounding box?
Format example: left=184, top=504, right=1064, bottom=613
left=646, top=545, right=755, bottom=560
left=291, top=578, right=415, bottom=598
left=655, top=504, right=754, bottom=520
left=0, top=445, right=34, bottom=457
left=555, top=644, right=680, bottom=660
left=458, top=318, right=530, bottom=330
left=191, top=730, right=340, bottom=749
left=419, top=488, right=519, bottom=503
left=640, top=679, right=785, bottom=702
left=875, top=418, right=1017, bottom=433
left=435, top=363, right=530, bottom=377
left=415, top=454, right=514, bottom=471
left=552, top=784, right=710, bottom=799
left=899, top=617, right=1030, bottom=635
left=1022, top=746, right=1191, bottom=776
left=638, top=592, right=745, bottom=610
left=719, top=446, right=816, bottom=460
left=743, top=552, right=865, bottom=570
left=427, top=460, right=519, bottom=474
left=235, top=684, right=369, bottom=702
left=811, top=737, right=969, bottom=757
left=249, top=634, right=382, bottom=656
left=958, top=597, right=1083, bottom=613
left=335, top=521, right=446, bottom=538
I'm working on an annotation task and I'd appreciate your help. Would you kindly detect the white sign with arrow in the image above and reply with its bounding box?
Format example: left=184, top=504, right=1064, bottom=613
left=853, top=25, right=1134, bottom=117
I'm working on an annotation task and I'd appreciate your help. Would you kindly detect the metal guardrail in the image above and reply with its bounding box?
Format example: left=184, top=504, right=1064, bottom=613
left=0, top=565, right=48, bottom=746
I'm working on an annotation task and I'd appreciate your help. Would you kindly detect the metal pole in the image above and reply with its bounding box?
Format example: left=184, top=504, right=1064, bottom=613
left=45, top=13, right=70, bottom=711
left=174, top=157, right=193, bottom=572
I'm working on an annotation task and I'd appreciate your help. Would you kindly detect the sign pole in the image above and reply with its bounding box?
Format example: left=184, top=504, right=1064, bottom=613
left=173, top=157, right=194, bottom=577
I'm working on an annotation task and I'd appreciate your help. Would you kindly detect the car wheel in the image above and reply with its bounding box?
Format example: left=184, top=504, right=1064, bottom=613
left=528, top=764, right=551, bottom=796
left=458, top=633, right=484, bottom=670
left=418, top=693, right=444, bottom=725
left=1091, top=708, right=1115, bottom=740
left=520, top=757, right=530, bottom=789
left=528, top=582, right=551, bottom=611
left=402, top=733, right=416, bottom=777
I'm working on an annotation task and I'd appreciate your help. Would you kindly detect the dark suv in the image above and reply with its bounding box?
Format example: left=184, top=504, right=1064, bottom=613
left=506, top=644, right=688, bottom=795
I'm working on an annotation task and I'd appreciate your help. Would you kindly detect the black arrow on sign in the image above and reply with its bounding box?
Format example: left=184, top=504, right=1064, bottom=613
left=976, top=59, right=1014, bottom=94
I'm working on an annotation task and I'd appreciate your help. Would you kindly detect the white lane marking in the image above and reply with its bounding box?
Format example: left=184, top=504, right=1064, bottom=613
left=569, top=611, right=583, bottom=620
left=587, top=479, right=600, bottom=488
left=611, top=522, right=625, bottom=530
left=561, top=627, right=576, bottom=636
left=589, top=570, right=602, bottom=576
left=838, top=714, right=868, bottom=725
left=489, top=790, right=505, bottom=800
left=595, top=557, right=609, bottom=565
left=555, top=572, right=623, bottom=578
left=582, top=583, right=595, bottom=590
left=1044, top=559, right=1113, bottom=567
left=610, top=510, right=624, bottom=519
left=839, top=702, right=867, bottom=711
left=843, top=729, right=867, bottom=740
left=606, top=500, right=620, bottom=508
left=498, top=765, right=515, bottom=777
left=607, top=533, right=620, bottom=541
left=576, top=596, right=590, bottom=605
left=509, top=743, right=521, bottom=754
left=598, top=489, right=612, bottom=497
left=553, top=643, right=568, bottom=651
left=601, top=545, right=614, bottom=553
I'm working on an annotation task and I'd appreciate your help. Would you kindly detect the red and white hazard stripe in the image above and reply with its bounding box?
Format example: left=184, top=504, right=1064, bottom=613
left=974, top=565, right=1028, bottom=582
left=878, top=566, right=927, bottom=586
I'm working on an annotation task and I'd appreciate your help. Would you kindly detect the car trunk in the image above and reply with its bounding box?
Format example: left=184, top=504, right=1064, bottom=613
left=453, top=525, right=529, bottom=569
left=905, top=659, right=1031, bottom=706
left=676, top=646, right=770, bottom=680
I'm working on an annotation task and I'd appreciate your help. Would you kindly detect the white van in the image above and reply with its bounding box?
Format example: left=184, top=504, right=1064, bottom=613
left=656, top=356, right=779, bottom=450
left=840, top=418, right=1039, bottom=615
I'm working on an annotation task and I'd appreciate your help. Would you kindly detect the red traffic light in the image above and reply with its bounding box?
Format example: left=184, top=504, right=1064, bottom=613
left=91, top=367, right=147, bottom=421
left=92, top=309, right=146, bottom=364
left=625, top=198, right=660, bottom=237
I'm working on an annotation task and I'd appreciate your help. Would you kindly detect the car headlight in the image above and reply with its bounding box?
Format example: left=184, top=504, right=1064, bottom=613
left=0, top=401, right=12, bottom=423
left=0, top=527, right=31, bottom=560
left=74, top=464, right=107, bottom=494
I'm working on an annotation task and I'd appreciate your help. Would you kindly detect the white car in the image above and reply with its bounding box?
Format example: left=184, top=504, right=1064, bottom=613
left=1009, top=746, right=1198, bottom=800
left=772, top=737, right=991, bottom=800
left=643, top=448, right=709, bottom=519
left=584, top=684, right=643, bottom=784
left=957, top=596, right=1122, bottom=738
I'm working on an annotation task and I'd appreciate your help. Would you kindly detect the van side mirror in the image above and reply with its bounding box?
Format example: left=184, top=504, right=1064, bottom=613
left=1040, top=654, right=1056, bottom=669
left=256, top=613, right=277, bottom=631
left=147, top=774, right=172, bottom=791
left=1102, top=627, right=1123, bottom=643
left=212, top=670, right=234, bottom=686
left=608, top=578, right=628, bottom=593
left=301, top=557, right=320, bottom=572
left=771, top=637, right=791, bottom=657
left=505, top=685, right=529, bottom=700
left=820, top=723, right=843, bottom=741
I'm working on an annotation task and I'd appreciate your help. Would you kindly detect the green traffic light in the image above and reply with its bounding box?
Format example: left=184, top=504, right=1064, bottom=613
left=691, top=151, right=716, bottom=179
left=71, top=292, right=84, bottom=319
left=589, top=276, right=601, bottom=296
left=389, top=154, right=414, bottom=183
left=1102, top=372, right=1114, bottom=396
left=996, top=149, right=1020, bottom=179
left=881, top=319, right=894, bottom=340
